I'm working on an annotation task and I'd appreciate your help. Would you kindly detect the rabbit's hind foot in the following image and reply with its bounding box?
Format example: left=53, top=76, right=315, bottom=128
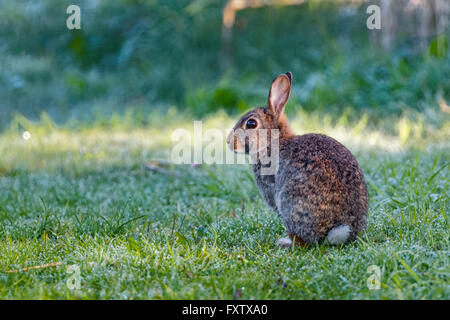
left=276, top=233, right=308, bottom=248
left=276, top=238, right=293, bottom=248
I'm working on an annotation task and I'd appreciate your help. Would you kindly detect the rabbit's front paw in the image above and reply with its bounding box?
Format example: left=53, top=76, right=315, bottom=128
left=276, top=237, right=293, bottom=248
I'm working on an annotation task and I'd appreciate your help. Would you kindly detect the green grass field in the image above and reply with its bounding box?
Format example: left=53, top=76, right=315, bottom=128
left=0, top=110, right=448, bottom=299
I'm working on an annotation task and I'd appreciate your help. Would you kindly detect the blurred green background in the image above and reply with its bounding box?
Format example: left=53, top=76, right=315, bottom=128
left=0, top=0, right=448, bottom=130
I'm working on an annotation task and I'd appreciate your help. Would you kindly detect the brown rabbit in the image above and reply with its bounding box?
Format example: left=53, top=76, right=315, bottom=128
left=227, top=72, right=368, bottom=247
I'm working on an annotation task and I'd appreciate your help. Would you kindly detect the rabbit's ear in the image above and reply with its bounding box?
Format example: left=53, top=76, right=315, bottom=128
left=268, top=72, right=292, bottom=118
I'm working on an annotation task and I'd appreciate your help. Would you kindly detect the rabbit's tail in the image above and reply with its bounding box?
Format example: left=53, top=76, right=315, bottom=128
left=327, top=225, right=351, bottom=245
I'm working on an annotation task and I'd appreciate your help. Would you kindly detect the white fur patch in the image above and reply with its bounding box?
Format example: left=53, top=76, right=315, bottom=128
left=276, top=237, right=293, bottom=248
left=327, top=225, right=351, bottom=245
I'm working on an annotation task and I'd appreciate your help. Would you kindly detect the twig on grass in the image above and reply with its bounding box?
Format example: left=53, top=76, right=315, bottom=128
left=144, top=159, right=201, bottom=177
left=144, top=163, right=181, bottom=177
left=7, top=262, right=63, bottom=273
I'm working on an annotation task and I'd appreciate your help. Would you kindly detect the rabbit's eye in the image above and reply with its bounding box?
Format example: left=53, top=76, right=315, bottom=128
left=246, top=119, right=257, bottom=129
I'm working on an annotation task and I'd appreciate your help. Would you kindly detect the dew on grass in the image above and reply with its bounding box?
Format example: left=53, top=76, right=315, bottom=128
left=22, top=131, right=31, bottom=140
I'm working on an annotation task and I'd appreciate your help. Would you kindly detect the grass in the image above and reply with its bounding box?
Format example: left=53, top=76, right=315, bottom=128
left=0, top=110, right=448, bottom=299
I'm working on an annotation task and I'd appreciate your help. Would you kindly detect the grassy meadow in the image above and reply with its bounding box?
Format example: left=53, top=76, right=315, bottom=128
left=0, top=110, right=448, bottom=299
left=0, top=0, right=449, bottom=299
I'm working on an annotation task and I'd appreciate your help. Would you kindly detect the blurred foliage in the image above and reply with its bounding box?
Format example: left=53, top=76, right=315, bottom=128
left=0, top=0, right=449, bottom=130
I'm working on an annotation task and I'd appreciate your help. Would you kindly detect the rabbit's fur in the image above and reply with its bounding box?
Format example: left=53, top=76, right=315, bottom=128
left=227, top=72, right=368, bottom=247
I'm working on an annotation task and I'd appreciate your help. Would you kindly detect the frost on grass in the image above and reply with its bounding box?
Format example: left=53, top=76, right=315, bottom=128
left=0, top=111, right=448, bottom=299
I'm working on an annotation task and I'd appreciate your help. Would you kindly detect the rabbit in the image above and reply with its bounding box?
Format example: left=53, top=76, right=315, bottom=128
left=227, top=72, right=369, bottom=247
